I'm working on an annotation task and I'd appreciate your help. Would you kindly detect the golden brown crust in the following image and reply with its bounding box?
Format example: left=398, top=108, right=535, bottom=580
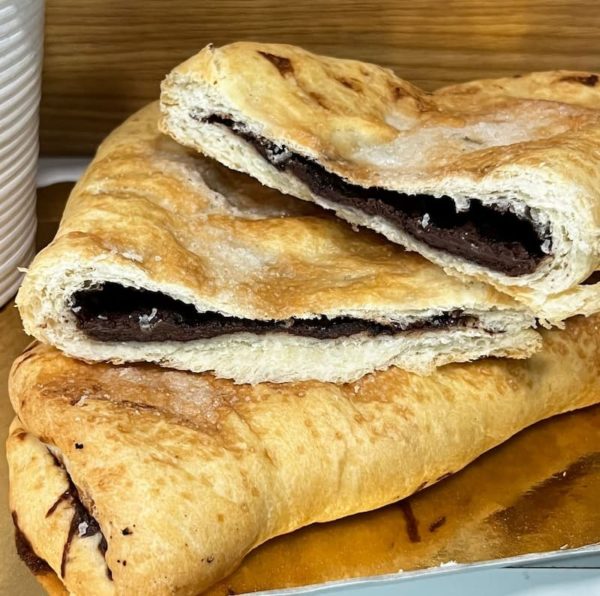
left=436, top=71, right=600, bottom=110
left=8, top=313, right=600, bottom=594
left=164, top=44, right=600, bottom=180
left=159, top=42, right=600, bottom=312
left=16, top=103, right=539, bottom=383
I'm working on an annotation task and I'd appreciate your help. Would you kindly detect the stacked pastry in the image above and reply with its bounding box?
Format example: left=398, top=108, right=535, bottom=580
left=7, top=43, right=600, bottom=595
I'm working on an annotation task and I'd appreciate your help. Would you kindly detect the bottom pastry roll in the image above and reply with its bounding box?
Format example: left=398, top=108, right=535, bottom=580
left=7, top=314, right=600, bottom=595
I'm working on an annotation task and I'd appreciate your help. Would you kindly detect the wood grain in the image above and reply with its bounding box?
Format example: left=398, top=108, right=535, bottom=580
left=35, top=182, right=72, bottom=248
left=41, top=0, right=600, bottom=154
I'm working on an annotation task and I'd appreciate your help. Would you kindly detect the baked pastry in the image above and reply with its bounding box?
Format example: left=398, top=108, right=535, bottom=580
left=207, top=405, right=600, bottom=594
left=159, top=42, right=600, bottom=321
left=8, top=313, right=600, bottom=595
left=16, top=103, right=540, bottom=384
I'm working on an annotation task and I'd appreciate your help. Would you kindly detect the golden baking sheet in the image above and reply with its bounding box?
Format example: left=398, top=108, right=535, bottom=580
left=0, top=185, right=599, bottom=595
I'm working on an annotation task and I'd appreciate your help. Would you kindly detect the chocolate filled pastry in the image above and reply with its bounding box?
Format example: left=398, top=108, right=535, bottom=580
left=16, top=103, right=540, bottom=383
left=7, top=314, right=600, bottom=595
left=159, top=42, right=600, bottom=321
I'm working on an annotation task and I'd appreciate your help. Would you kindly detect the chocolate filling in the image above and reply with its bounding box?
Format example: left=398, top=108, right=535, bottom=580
left=43, top=448, right=112, bottom=581
left=582, top=271, right=600, bottom=285
left=71, top=282, right=480, bottom=343
left=46, top=489, right=71, bottom=517
left=61, top=490, right=106, bottom=579
left=12, top=512, right=52, bottom=575
left=201, top=114, right=551, bottom=277
left=12, top=451, right=112, bottom=581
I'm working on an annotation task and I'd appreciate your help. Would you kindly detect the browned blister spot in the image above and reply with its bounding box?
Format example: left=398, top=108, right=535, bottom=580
left=391, top=86, right=406, bottom=100
left=307, top=91, right=330, bottom=110
left=560, top=74, right=599, bottom=87
left=258, top=51, right=294, bottom=76
left=338, top=77, right=362, bottom=92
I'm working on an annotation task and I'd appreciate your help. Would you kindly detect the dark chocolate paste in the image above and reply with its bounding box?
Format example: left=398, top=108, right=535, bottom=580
left=44, top=451, right=112, bottom=581
left=46, top=489, right=71, bottom=517
left=201, top=114, right=550, bottom=277
left=399, top=500, right=421, bottom=543
left=582, top=271, right=600, bottom=285
left=12, top=512, right=52, bottom=575
left=61, top=492, right=104, bottom=579
left=71, top=282, right=479, bottom=343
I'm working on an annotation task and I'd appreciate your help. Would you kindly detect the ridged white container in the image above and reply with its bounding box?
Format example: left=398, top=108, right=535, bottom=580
left=0, top=0, right=43, bottom=307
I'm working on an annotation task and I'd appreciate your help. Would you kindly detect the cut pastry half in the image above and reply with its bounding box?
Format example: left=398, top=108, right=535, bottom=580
left=159, top=42, right=600, bottom=320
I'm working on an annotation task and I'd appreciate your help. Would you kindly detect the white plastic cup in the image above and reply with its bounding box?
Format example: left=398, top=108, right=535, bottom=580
left=0, top=0, right=43, bottom=307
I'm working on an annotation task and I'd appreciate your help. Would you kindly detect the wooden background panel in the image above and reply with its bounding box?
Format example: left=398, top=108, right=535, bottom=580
left=41, top=0, right=600, bottom=154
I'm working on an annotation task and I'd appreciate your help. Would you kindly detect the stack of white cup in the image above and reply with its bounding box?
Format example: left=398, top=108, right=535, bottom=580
left=0, top=0, right=43, bottom=307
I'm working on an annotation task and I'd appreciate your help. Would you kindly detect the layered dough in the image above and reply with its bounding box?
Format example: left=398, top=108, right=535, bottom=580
left=159, top=42, right=600, bottom=319
left=16, top=103, right=540, bottom=383
left=8, top=313, right=600, bottom=595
